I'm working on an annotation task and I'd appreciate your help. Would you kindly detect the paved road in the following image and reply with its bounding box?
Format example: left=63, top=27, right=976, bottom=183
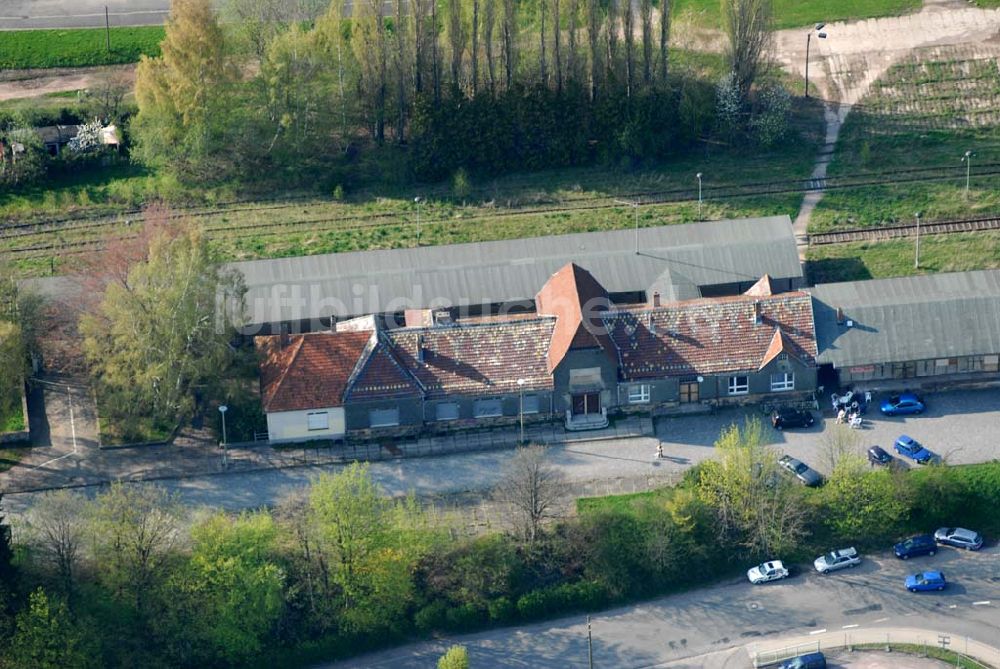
left=0, top=1, right=170, bottom=29
left=4, top=387, right=998, bottom=518
left=326, top=545, right=1000, bottom=668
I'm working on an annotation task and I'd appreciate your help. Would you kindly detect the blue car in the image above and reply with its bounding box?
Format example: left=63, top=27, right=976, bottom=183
left=881, top=392, right=926, bottom=416
left=894, top=534, right=937, bottom=559
left=894, top=435, right=936, bottom=464
left=906, top=570, right=947, bottom=592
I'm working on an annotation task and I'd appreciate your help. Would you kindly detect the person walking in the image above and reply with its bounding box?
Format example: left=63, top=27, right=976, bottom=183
left=656, top=443, right=664, bottom=459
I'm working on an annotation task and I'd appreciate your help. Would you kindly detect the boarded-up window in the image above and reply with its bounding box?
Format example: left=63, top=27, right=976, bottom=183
left=369, top=408, right=400, bottom=427
left=307, top=412, right=329, bottom=431
left=435, top=402, right=460, bottom=421
left=474, top=399, right=503, bottom=418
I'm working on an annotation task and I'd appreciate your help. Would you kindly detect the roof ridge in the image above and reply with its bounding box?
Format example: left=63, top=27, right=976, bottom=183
left=342, top=330, right=380, bottom=401
left=397, top=316, right=556, bottom=333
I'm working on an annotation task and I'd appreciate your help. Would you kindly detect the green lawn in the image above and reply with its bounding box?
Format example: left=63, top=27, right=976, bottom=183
left=674, top=0, right=921, bottom=30
left=0, top=26, right=163, bottom=69
left=805, top=232, right=1000, bottom=284
left=812, top=48, right=1000, bottom=233
left=0, top=402, right=25, bottom=433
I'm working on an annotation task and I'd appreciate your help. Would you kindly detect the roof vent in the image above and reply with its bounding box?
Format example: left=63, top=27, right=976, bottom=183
left=846, top=319, right=854, bottom=328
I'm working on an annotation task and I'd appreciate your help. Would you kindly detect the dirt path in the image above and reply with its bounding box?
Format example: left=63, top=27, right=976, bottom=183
left=0, top=64, right=135, bottom=102
left=773, top=0, right=1000, bottom=252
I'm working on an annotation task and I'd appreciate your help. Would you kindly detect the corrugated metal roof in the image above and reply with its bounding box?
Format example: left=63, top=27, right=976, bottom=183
left=810, top=270, right=1000, bottom=368
left=235, top=216, right=801, bottom=325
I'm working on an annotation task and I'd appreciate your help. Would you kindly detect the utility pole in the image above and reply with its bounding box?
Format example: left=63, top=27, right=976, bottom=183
left=962, top=150, right=973, bottom=200
left=804, top=24, right=827, bottom=97
left=696, top=172, right=703, bottom=218
left=587, top=615, right=594, bottom=669
left=914, top=212, right=921, bottom=269
left=105, top=6, right=111, bottom=53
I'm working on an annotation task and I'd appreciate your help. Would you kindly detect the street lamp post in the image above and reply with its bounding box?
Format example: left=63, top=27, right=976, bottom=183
left=517, top=378, right=526, bottom=444
left=805, top=23, right=827, bottom=98
left=696, top=172, right=703, bottom=218
left=218, top=405, right=228, bottom=467
left=914, top=212, right=922, bottom=269
left=962, top=150, right=973, bottom=200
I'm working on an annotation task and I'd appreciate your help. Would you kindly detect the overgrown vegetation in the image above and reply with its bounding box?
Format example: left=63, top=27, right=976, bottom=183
left=673, top=0, right=920, bottom=30
left=2, top=422, right=999, bottom=667
left=812, top=46, right=1000, bottom=232
left=0, top=27, right=164, bottom=69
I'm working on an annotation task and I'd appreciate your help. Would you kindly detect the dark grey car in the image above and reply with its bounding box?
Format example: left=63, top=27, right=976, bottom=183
left=778, top=455, right=823, bottom=487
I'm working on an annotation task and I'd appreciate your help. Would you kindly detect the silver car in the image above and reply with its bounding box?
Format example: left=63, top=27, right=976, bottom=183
left=814, top=547, right=861, bottom=574
left=934, top=527, right=984, bottom=551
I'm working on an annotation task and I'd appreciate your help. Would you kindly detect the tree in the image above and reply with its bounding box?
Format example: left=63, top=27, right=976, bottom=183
left=696, top=417, right=808, bottom=557
left=79, top=220, right=245, bottom=429
left=818, top=424, right=863, bottom=474
left=502, top=0, right=518, bottom=90
left=823, top=455, right=910, bottom=543
left=483, top=0, right=497, bottom=93
left=0, top=322, right=26, bottom=426
left=492, top=445, right=563, bottom=543
left=353, top=0, right=389, bottom=142
left=308, top=464, right=435, bottom=633
left=89, top=483, right=182, bottom=617
left=81, top=69, right=131, bottom=123
left=173, top=511, right=285, bottom=665
left=640, top=0, right=653, bottom=86
left=721, top=0, right=773, bottom=108
left=67, top=119, right=104, bottom=155
left=26, top=491, right=88, bottom=597
left=447, top=0, right=467, bottom=90
left=658, top=0, right=670, bottom=84
left=222, top=0, right=325, bottom=63
left=133, top=0, right=238, bottom=181
left=438, top=645, right=470, bottom=669
left=8, top=589, right=95, bottom=669
left=0, top=124, right=46, bottom=188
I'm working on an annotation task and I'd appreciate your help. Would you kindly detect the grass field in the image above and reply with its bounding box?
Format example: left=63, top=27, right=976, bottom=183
left=0, top=26, right=163, bottom=69
left=0, top=403, right=25, bottom=433
left=811, top=46, right=1000, bottom=233
left=673, top=0, right=921, bottom=30
left=805, top=231, right=1000, bottom=284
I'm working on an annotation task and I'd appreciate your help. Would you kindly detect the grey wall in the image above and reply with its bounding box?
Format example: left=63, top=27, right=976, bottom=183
left=552, top=348, right=621, bottom=414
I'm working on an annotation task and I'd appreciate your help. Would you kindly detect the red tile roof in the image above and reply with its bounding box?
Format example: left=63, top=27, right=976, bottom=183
left=536, top=263, right=616, bottom=372
left=606, top=292, right=817, bottom=380
left=257, top=331, right=372, bottom=412
left=758, top=327, right=802, bottom=371
left=345, top=343, right=423, bottom=401
left=388, top=319, right=555, bottom=398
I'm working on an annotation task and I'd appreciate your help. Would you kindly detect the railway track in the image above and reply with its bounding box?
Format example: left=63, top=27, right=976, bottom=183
left=808, top=215, right=1000, bottom=245
left=3, top=162, right=1000, bottom=261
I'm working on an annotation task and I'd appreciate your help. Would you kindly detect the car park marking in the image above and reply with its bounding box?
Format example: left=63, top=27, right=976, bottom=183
left=809, top=629, right=827, bottom=635
left=874, top=617, right=889, bottom=623
left=842, top=624, right=859, bottom=629
left=948, top=605, right=958, bottom=609
left=973, top=601, right=991, bottom=606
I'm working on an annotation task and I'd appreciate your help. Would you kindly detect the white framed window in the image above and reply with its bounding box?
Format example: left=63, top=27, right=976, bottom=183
left=369, top=408, right=400, bottom=427
left=627, top=384, right=651, bottom=404
left=307, top=411, right=329, bottom=431
left=473, top=398, right=503, bottom=418
left=728, top=376, right=749, bottom=395
left=770, top=372, right=794, bottom=392
left=435, top=402, right=460, bottom=421
left=522, top=395, right=540, bottom=414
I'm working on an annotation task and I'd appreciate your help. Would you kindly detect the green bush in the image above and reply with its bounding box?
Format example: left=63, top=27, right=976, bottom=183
left=443, top=603, right=486, bottom=632
left=413, top=600, right=448, bottom=633
left=486, top=596, right=515, bottom=623
left=515, top=581, right=610, bottom=621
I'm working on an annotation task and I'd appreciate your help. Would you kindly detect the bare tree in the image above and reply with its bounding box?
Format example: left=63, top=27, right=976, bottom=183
left=89, top=483, right=182, bottom=617
left=640, top=0, right=653, bottom=86
left=623, top=0, right=635, bottom=97
left=539, top=0, right=549, bottom=85
left=492, top=445, right=563, bottom=543
left=484, top=0, right=497, bottom=93
left=447, top=0, right=467, bottom=90
left=412, top=0, right=429, bottom=94
left=722, top=0, right=773, bottom=106
left=566, top=0, right=579, bottom=85
left=553, top=0, right=563, bottom=92
left=27, top=491, right=88, bottom=597
left=502, top=0, right=518, bottom=90
left=82, top=69, right=132, bottom=123
left=471, top=0, right=481, bottom=93
left=605, top=0, right=619, bottom=88
left=819, top=424, right=863, bottom=474
left=586, top=0, right=601, bottom=99
left=658, top=0, right=670, bottom=84
left=393, top=0, right=409, bottom=141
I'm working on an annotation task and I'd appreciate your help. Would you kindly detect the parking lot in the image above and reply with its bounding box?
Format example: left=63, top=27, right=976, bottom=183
left=654, top=388, right=1000, bottom=478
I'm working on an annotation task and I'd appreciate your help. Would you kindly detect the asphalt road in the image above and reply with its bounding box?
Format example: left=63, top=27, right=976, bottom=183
left=327, top=545, right=1000, bottom=668
left=0, top=0, right=170, bottom=29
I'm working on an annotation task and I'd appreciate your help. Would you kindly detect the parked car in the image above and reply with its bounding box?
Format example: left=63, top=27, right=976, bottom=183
left=778, top=455, right=824, bottom=487
left=934, top=527, right=984, bottom=551
left=906, top=570, right=947, bottom=592
left=894, top=534, right=937, bottom=559
left=867, top=445, right=894, bottom=467
left=771, top=408, right=815, bottom=430
left=814, top=547, right=861, bottom=574
left=778, top=652, right=827, bottom=669
left=747, top=560, right=789, bottom=584
left=880, top=392, right=926, bottom=416
left=894, top=435, right=937, bottom=464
